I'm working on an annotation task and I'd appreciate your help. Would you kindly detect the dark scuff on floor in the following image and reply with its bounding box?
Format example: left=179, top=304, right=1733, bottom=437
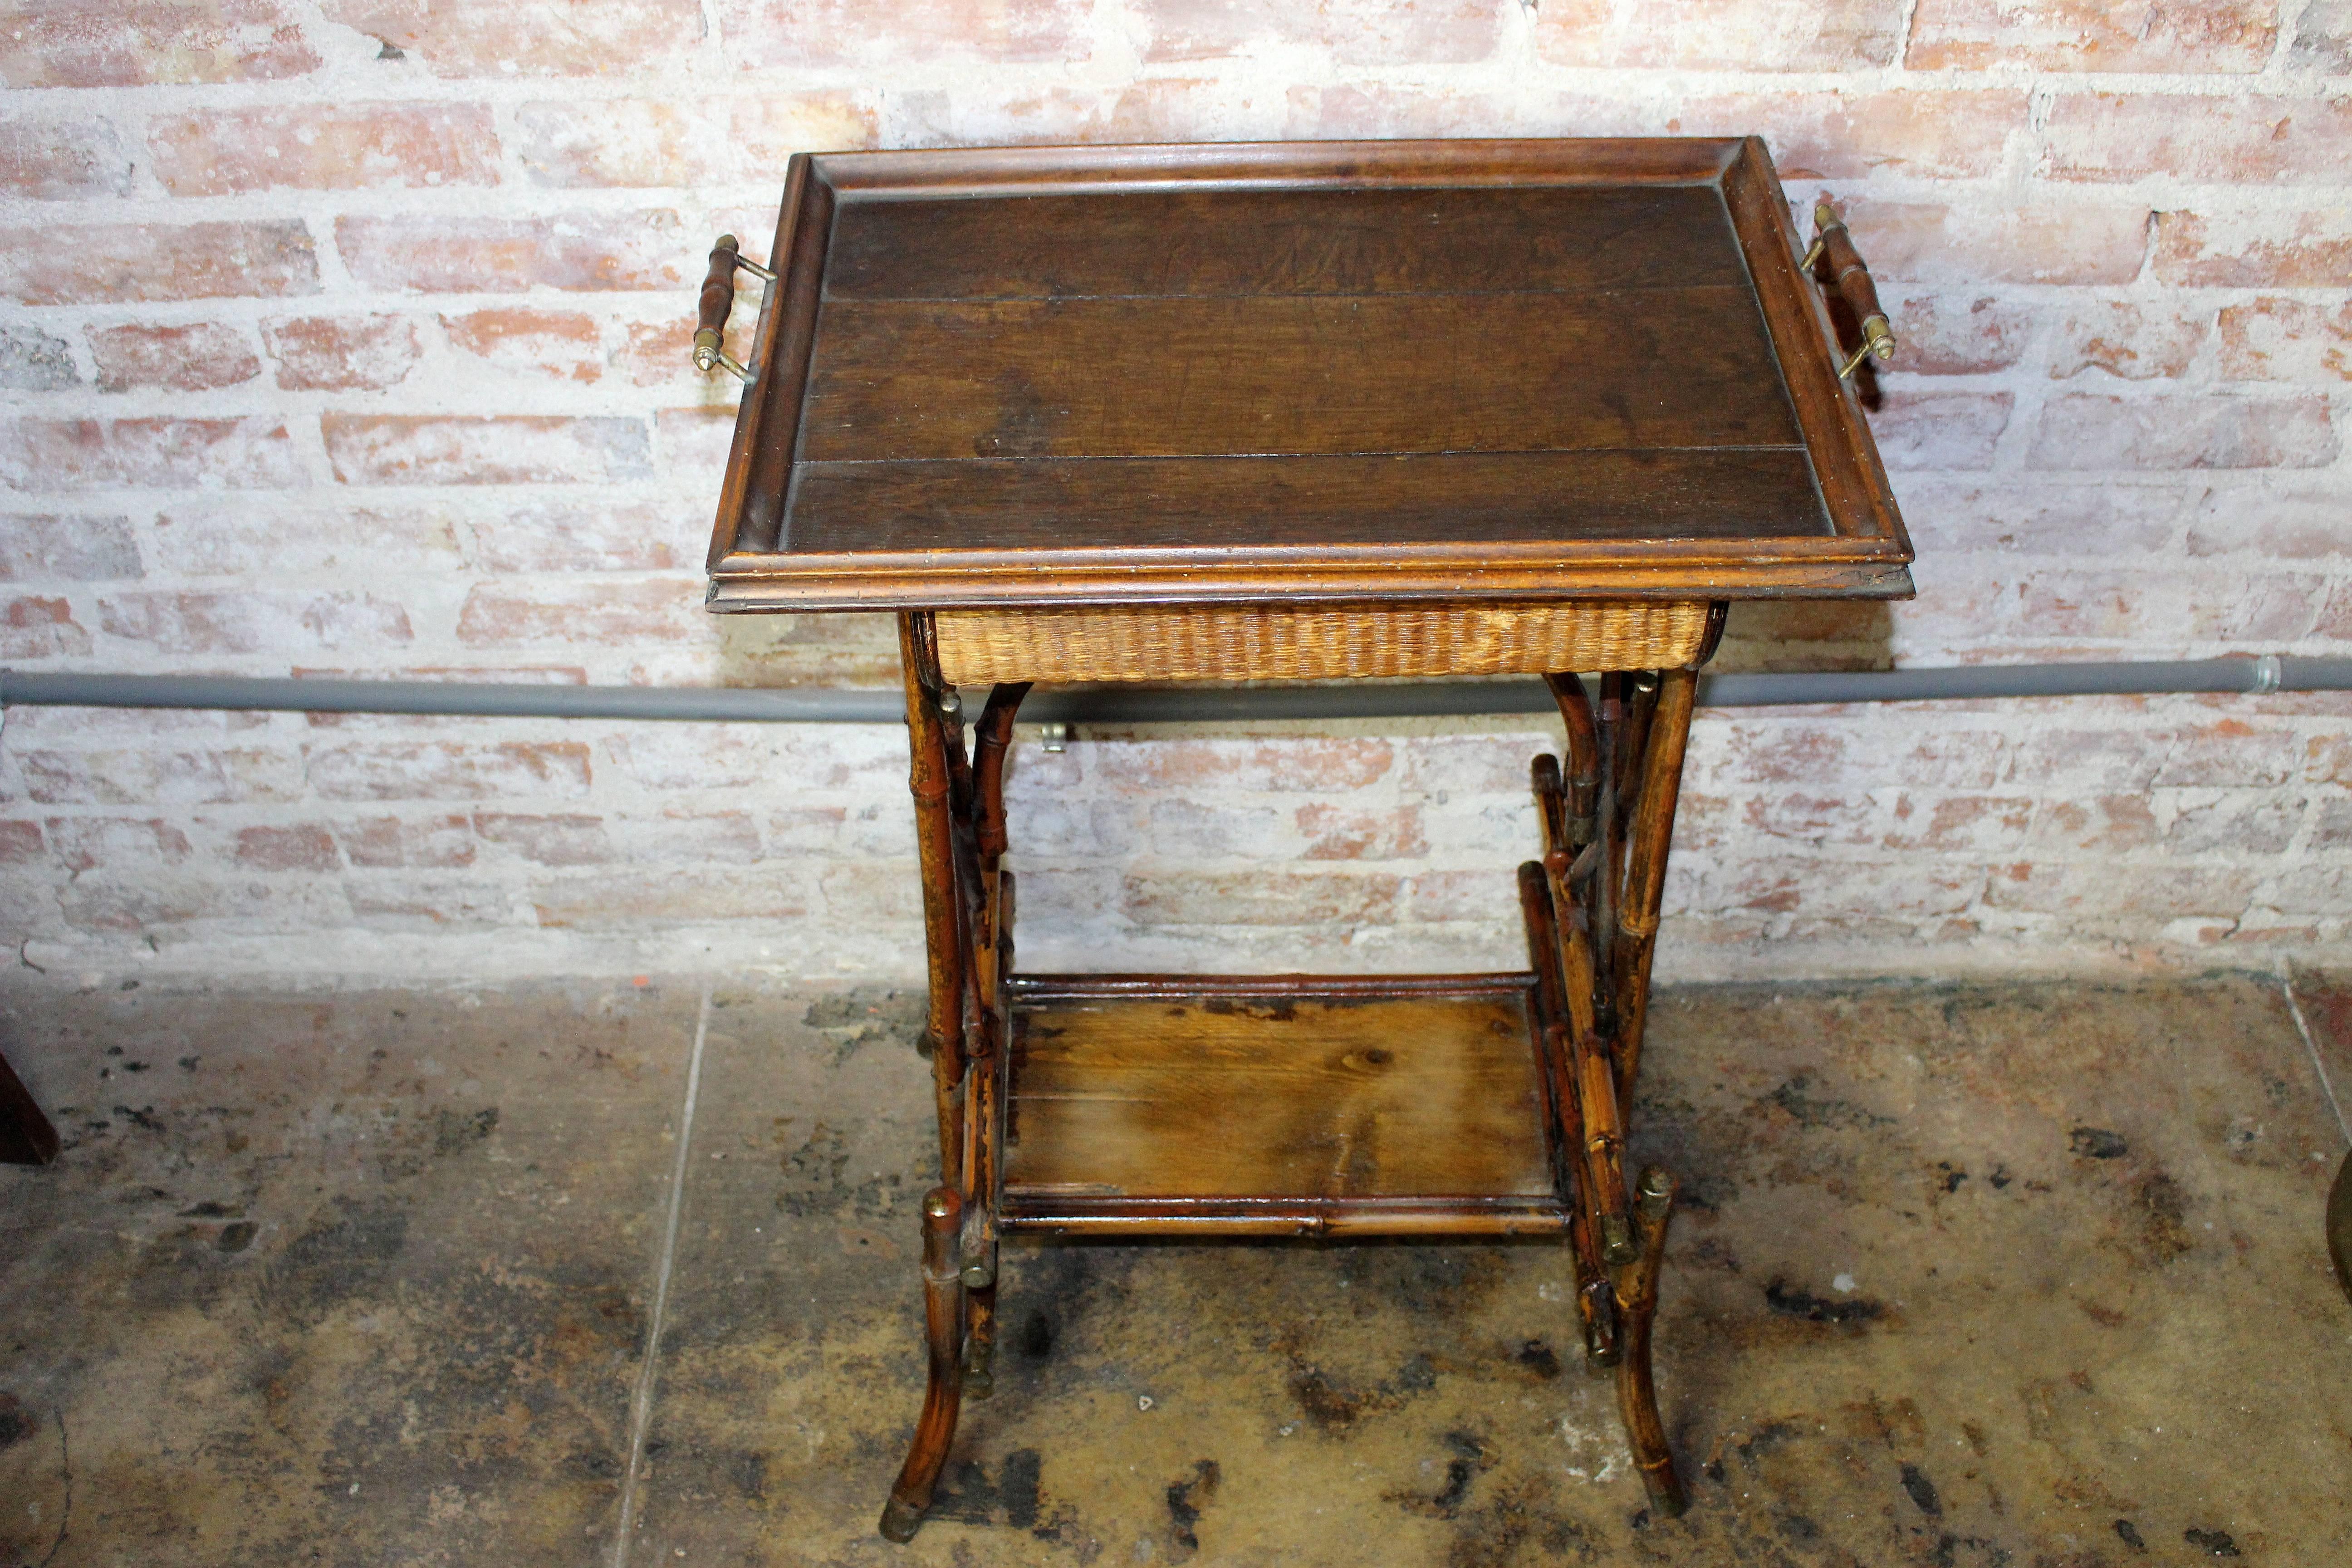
left=2, top=971, right=2348, bottom=1565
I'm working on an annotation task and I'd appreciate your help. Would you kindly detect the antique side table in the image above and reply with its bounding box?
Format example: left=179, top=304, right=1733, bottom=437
left=692, top=139, right=1913, bottom=1541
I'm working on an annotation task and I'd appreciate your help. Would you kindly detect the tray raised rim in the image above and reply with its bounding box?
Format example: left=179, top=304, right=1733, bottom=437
left=703, top=137, right=1915, bottom=611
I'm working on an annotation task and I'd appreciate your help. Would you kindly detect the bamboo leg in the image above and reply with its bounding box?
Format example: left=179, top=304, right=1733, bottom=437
left=958, top=684, right=1028, bottom=1369
left=1599, top=660, right=1704, bottom=1517
left=1614, top=1167, right=1685, bottom=1516
left=1517, top=858, right=1574, bottom=1194
left=965, top=683, right=1029, bottom=1084
left=971, top=682, right=1032, bottom=871
left=1616, top=673, right=1659, bottom=836
left=964, top=1285, right=999, bottom=1398
left=889, top=619, right=985, bottom=1537
left=899, top=614, right=967, bottom=1188
left=880, top=1188, right=970, bottom=1542
left=1533, top=748, right=1637, bottom=1280
left=960, top=998, right=1002, bottom=1395
left=967, top=868, right=1016, bottom=1396
left=1590, top=673, right=1629, bottom=1039
left=1612, top=666, right=1698, bottom=1088
left=959, top=1036, right=999, bottom=1277
left=1546, top=891, right=1636, bottom=1275
left=955, top=1000, right=999, bottom=1387
left=1541, top=674, right=1600, bottom=846
left=999, top=870, right=1016, bottom=971
left=1518, top=862, right=1617, bottom=1366
left=1584, top=668, right=1697, bottom=1512
left=1608, top=667, right=1661, bottom=1047
left=1568, top=1019, right=1635, bottom=1268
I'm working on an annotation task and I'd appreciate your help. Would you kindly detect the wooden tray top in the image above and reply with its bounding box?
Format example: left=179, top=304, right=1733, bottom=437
left=704, top=139, right=1914, bottom=612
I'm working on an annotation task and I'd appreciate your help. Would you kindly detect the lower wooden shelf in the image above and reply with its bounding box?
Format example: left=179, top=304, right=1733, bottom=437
left=999, top=972, right=1568, bottom=1236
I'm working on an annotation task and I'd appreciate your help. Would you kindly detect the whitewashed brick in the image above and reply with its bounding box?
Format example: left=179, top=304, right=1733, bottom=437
left=0, top=9, right=2343, bottom=982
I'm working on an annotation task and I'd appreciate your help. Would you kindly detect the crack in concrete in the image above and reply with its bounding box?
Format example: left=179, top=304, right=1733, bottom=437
left=2278, top=960, right=2349, bottom=1146
left=611, top=986, right=712, bottom=1568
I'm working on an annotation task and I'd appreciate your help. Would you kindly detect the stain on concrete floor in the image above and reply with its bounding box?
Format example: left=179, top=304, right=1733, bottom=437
left=3, top=971, right=2348, bottom=1566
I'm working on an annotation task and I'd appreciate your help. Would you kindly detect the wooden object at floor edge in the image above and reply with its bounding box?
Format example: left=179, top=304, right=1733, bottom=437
left=0, top=1050, right=60, bottom=1166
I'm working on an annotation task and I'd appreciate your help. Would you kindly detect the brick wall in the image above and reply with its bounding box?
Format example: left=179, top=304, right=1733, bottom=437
left=1, top=1, right=2347, bottom=984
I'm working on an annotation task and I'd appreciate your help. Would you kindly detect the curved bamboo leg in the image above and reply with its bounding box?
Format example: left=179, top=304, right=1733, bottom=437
left=880, top=1188, right=969, bottom=1543
left=1615, top=1167, right=1685, bottom=1517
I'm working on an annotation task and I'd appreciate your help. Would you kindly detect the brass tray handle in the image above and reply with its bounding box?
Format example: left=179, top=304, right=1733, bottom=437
left=690, top=233, right=776, bottom=385
left=1801, top=201, right=1896, bottom=380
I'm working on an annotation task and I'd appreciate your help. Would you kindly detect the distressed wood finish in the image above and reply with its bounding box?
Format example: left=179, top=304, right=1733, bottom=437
left=706, top=137, right=1921, bottom=1542
left=1721, top=139, right=1905, bottom=555
left=1002, top=977, right=1554, bottom=1208
left=704, top=137, right=1914, bottom=609
left=823, top=182, right=1749, bottom=300
left=782, top=451, right=1828, bottom=559
left=799, top=290, right=1796, bottom=461
left=1000, top=1194, right=1565, bottom=1236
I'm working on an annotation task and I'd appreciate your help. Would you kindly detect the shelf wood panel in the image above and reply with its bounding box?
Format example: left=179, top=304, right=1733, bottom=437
left=1002, top=977, right=1555, bottom=1206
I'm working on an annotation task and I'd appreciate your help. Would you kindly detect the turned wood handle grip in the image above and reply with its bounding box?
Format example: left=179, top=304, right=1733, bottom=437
left=1808, top=202, right=1896, bottom=373
left=1815, top=208, right=1880, bottom=325
left=692, top=234, right=740, bottom=373
left=697, top=234, right=740, bottom=336
left=689, top=235, right=773, bottom=381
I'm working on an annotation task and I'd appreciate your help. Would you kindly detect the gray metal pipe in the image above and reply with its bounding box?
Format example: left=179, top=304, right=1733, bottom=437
left=2, top=657, right=2347, bottom=725
left=0, top=671, right=887, bottom=723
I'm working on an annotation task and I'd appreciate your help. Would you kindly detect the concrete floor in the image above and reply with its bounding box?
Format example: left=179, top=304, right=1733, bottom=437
left=2, top=971, right=2347, bottom=1567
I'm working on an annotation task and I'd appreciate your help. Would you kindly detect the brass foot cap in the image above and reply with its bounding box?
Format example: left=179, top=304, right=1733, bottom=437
left=878, top=1498, right=926, bottom=1543
left=965, top=1370, right=995, bottom=1400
